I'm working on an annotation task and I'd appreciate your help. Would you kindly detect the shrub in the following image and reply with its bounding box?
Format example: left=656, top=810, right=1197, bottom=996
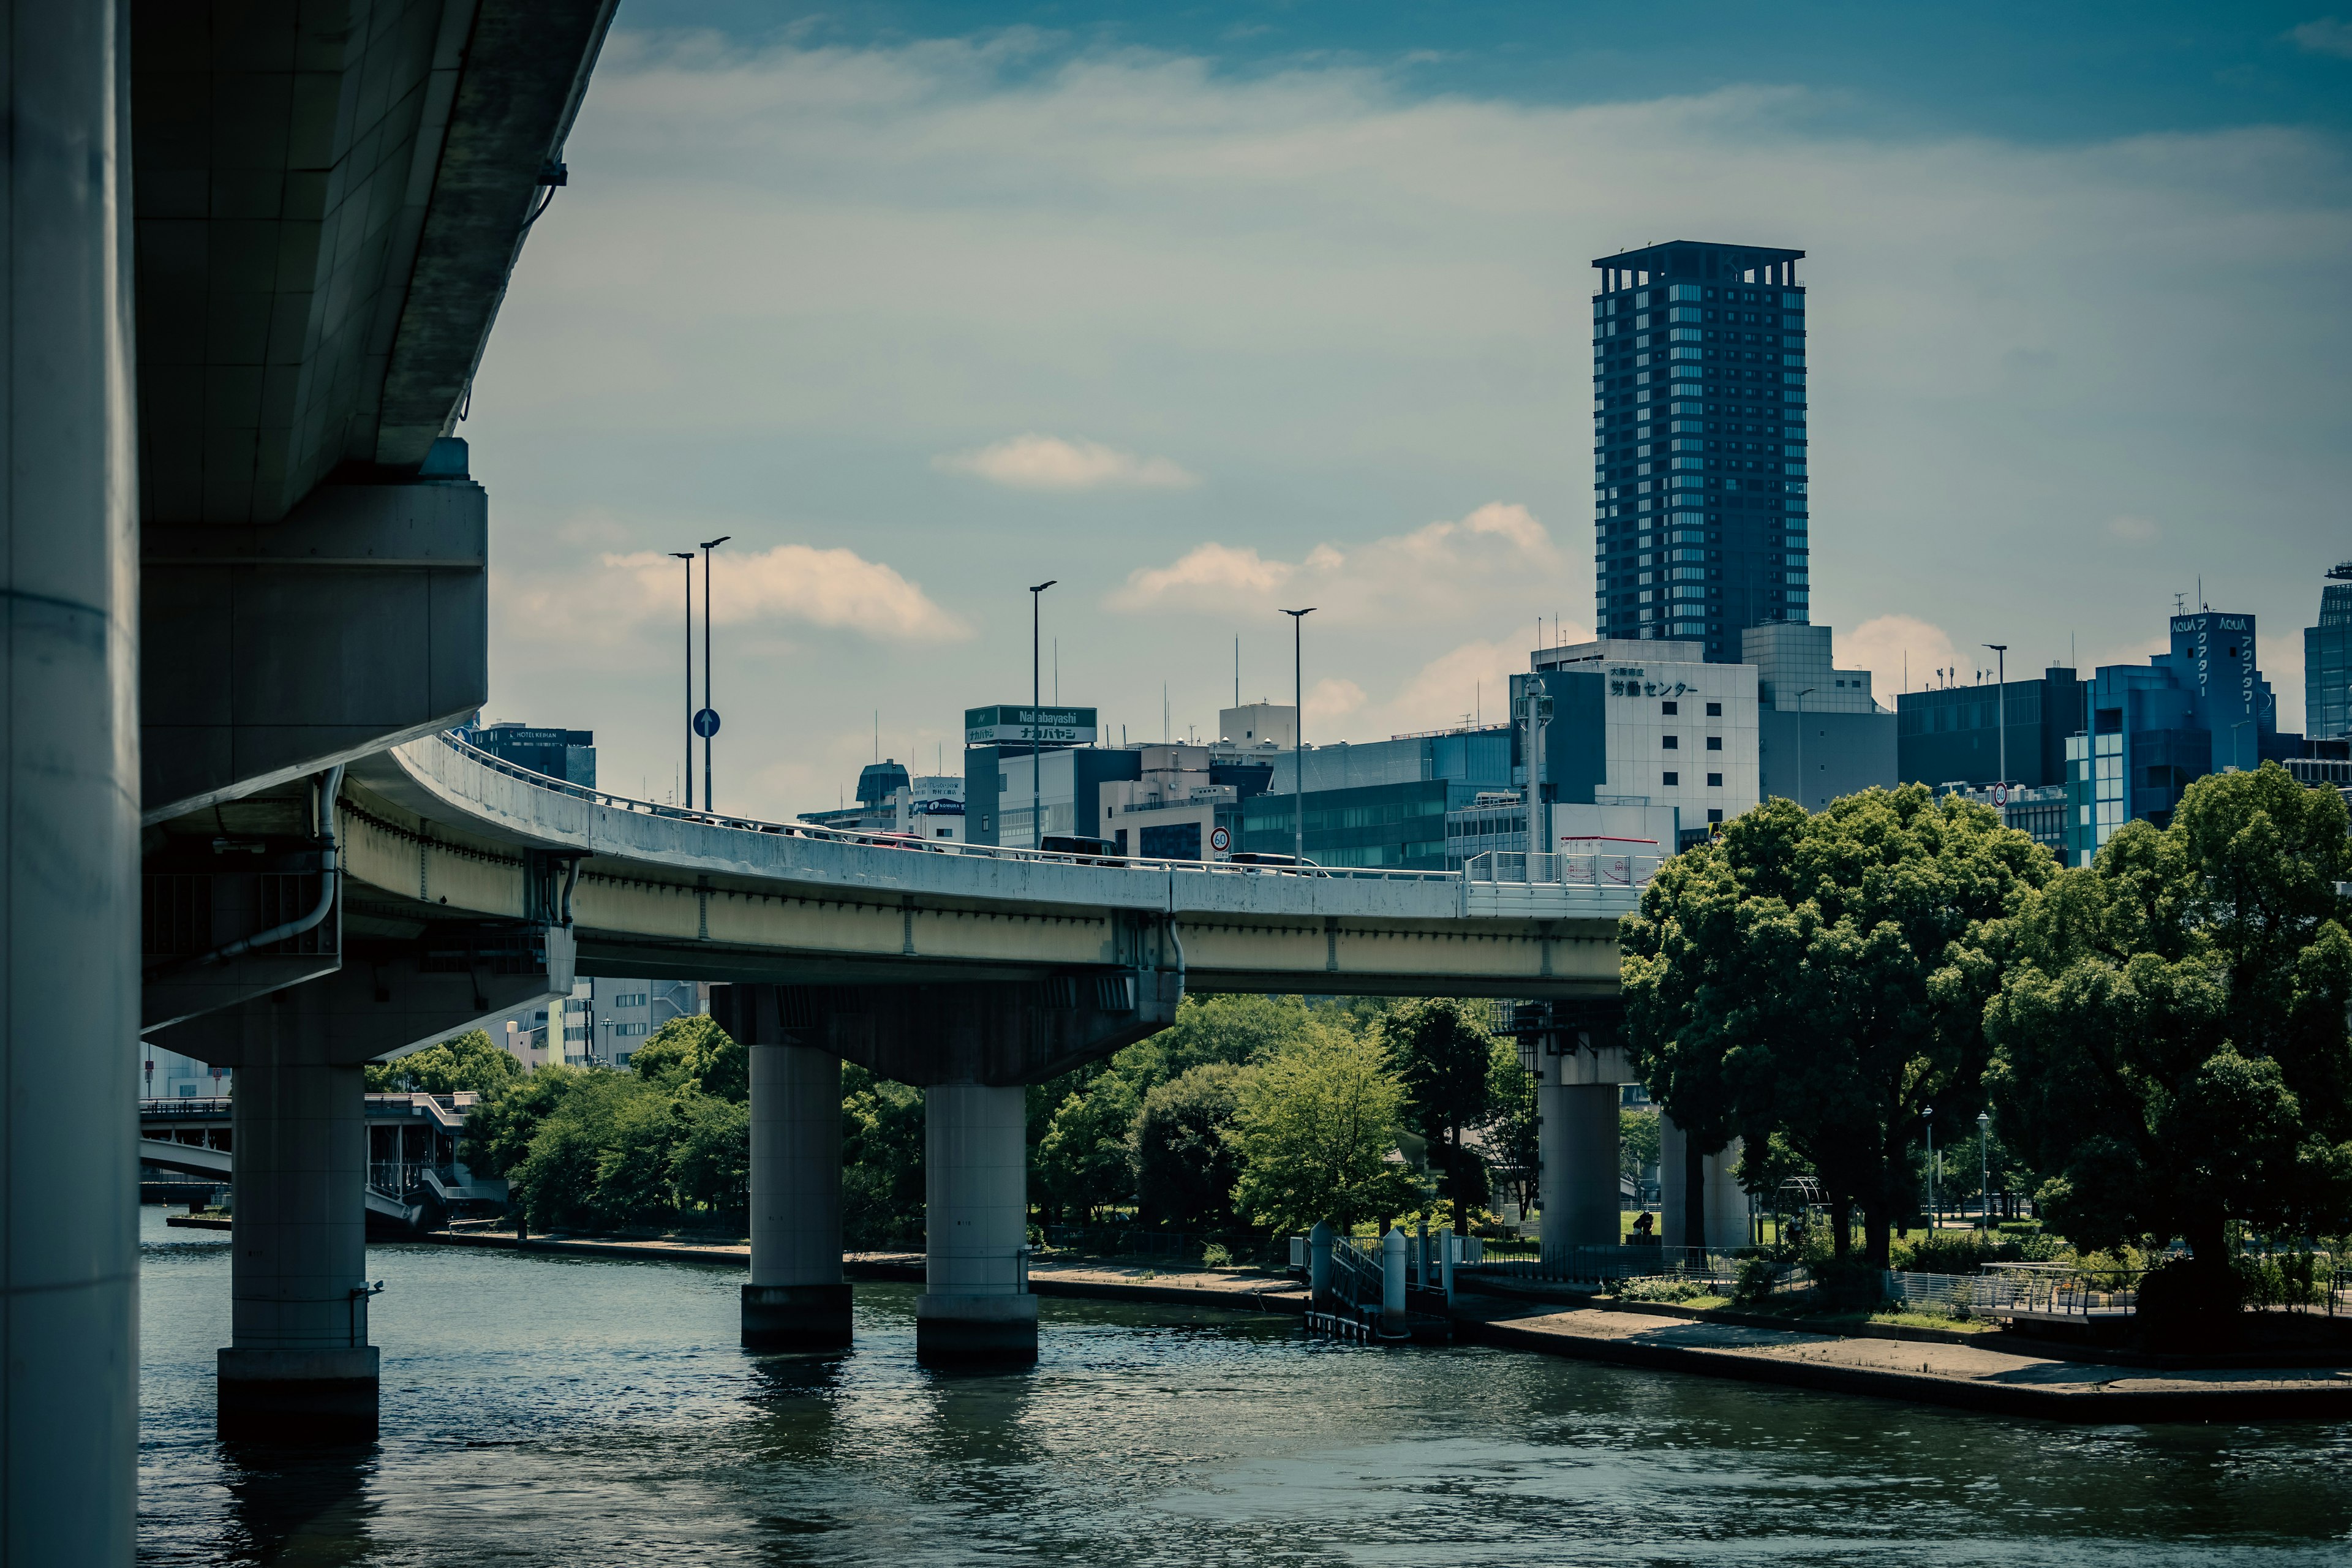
left=1619, top=1276, right=1716, bottom=1304
left=1732, top=1256, right=1784, bottom=1305
left=1201, top=1242, right=1232, bottom=1269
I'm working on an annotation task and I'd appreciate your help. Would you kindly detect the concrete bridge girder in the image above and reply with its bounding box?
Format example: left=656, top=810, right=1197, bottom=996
left=141, top=477, right=489, bottom=824
left=151, top=926, right=575, bottom=1070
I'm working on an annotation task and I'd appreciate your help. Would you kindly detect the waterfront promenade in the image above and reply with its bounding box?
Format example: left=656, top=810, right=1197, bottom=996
left=167, top=1215, right=2352, bottom=1423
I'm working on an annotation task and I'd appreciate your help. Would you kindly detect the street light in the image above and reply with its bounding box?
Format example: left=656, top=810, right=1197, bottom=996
left=1923, top=1105, right=1936, bottom=1226
left=1978, top=1109, right=1992, bottom=1228
left=1796, top=688, right=1815, bottom=810
left=1983, top=643, right=2008, bottom=806
left=669, top=552, right=695, bottom=809
left=1281, top=608, right=1316, bottom=863
left=698, top=535, right=731, bottom=812
left=1028, top=581, right=1056, bottom=849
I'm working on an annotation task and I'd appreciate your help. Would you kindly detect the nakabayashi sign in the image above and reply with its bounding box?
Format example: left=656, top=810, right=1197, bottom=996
left=964, top=706, right=1098, bottom=746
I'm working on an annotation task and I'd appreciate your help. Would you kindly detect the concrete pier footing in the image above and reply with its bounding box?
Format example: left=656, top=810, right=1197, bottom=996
left=918, top=1084, right=1036, bottom=1366
left=744, top=1042, right=851, bottom=1349
left=1660, top=1117, right=1750, bottom=1251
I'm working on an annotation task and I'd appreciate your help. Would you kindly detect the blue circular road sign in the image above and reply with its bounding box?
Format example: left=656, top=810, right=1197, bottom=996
left=692, top=707, right=722, bottom=739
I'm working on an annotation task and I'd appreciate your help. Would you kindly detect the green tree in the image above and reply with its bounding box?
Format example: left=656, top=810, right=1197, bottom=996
left=1483, top=1035, right=1540, bottom=1218
left=367, top=1028, right=521, bottom=1096
left=842, top=1062, right=925, bottom=1248
left=1382, top=998, right=1498, bottom=1226
left=1132, top=993, right=1315, bottom=1077
left=1625, top=787, right=2053, bottom=1264
left=1618, top=1106, right=1660, bottom=1184
left=1035, top=1069, right=1142, bottom=1224
left=1129, top=1063, right=1251, bottom=1230
left=630, top=1014, right=746, bottom=1102
left=1986, top=764, right=2352, bottom=1304
left=465, top=1063, right=583, bottom=1176
left=673, top=1093, right=750, bottom=1228
left=1227, top=1018, right=1418, bottom=1234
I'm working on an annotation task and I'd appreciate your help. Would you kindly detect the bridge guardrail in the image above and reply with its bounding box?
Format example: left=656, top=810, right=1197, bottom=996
left=427, top=731, right=1638, bottom=894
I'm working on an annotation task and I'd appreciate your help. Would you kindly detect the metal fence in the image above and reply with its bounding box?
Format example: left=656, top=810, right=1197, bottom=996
left=1462, top=851, right=1661, bottom=889
left=1472, top=1244, right=1740, bottom=1290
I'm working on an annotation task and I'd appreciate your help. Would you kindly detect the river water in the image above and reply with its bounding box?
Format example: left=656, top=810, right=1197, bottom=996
left=138, top=1208, right=2352, bottom=1566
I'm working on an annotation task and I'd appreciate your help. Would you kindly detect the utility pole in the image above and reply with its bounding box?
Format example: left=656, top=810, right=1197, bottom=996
left=1984, top=643, right=2008, bottom=807
left=1281, top=608, right=1315, bottom=863
left=1029, top=581, right=1056, bottom=848
left=669, top=552, right=694, bottom=809
left=698, top=535, right=730, bottom=811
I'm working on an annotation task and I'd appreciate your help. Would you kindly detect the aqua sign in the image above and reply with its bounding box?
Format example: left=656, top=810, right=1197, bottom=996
left=965, top=705, right=1098, bottom=746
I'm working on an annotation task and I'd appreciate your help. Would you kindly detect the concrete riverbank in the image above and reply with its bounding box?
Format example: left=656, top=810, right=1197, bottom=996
left=158, top=1215, right=2352, bottom=1417
left=1454, top=1296, right=2352, bottom=1421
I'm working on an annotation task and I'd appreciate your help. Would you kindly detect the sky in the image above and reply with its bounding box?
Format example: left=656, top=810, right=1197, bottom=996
left=462, top=2, right=2352, bottom=815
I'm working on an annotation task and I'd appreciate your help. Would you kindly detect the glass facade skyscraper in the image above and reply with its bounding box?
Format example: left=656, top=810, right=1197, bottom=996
left=1591, top=241, right=1809, bottom=662
left=2304, top=562, right=2352, bottom=741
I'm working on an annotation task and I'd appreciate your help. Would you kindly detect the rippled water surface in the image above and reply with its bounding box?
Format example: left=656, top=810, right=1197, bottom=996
left=138, top=1208, right=2352, bottom=1565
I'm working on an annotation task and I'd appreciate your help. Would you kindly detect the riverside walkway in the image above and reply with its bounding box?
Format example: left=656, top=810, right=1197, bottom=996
left=244, top=1221, right=2352, bottom=1420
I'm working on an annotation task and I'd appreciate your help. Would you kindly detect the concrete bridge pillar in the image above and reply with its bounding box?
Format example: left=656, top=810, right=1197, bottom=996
left=1539, top=1039, right=1627, bottom=1256
left=1, top=3, right=141, bottom=1555
left=220, top=1043, right=375, bottom=1440
left=918, top=1084, right=1037, bottom=1366
left=1659, top=1117, right=1749, bottom=1252
left=743, top=1043, right=850, bottom=1349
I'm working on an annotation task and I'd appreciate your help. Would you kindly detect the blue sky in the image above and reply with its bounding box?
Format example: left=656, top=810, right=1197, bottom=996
left=463, top=2, right=2352, bottom=812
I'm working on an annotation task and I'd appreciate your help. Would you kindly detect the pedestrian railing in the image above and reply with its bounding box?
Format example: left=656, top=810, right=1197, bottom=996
left=1472, top=1243, right=1738, bottom=1290
left=1463, top=851, right=1661, bottom=889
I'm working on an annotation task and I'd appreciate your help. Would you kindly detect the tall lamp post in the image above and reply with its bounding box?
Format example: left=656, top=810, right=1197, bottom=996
left=698, top=535, right=731, bottom=811
left=1983, top=643, right=2008, bottom=805
left=1795, top=688, right=1815, bottom=810
left=1977, top=1109, right=1992, bottom=1228
left=1028, top=581, right=1056, bottom=848
left=1281, top=608, right=1316, bottom=863
left=670, top=551, right=695, bottom=809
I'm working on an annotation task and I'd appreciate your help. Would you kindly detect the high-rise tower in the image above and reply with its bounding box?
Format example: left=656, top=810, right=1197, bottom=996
left=2305, top=562, right=2352, bottom=741
left=1591, top=241, right=1809, bottom=662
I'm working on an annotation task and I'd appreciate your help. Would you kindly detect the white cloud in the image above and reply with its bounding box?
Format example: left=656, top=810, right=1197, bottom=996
left=2106, top=514, right=2160, bottom=544
left=1374, top=638, right=1534, bottom=735
left=1303, top=677, right=1367, bottom=724
left=608, top=543, right=970, bottom=641
left=935, top=434, right=1199, bottom=490
left=2288, top=18, right=2352, bottom=58
left=1843, top=614, right=1958, bottom=701
left=1109, top=501, right=1563, bottom=622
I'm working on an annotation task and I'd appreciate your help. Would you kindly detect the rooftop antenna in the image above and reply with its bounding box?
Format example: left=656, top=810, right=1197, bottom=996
left=2174, top=592, right=2187, bottom=614
left=1235, top=636, right=1241, bottom=708
left=873, top=710, right=878, bottom=764
left=1054, top=636, right=1058, bottom=704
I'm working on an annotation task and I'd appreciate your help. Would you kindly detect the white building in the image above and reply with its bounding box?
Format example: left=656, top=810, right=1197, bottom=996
left=1526, top=637, right=1762, bottom=851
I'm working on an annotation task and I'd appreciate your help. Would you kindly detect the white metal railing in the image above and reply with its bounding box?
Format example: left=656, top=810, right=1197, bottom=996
left=431, top=731, right=1464, bottom=884
left=1463, top=851, right=1661, bottom=889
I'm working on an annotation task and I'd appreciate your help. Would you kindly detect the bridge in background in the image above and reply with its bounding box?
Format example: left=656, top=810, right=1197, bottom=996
left=5, top=2, right=1641, bottom=1556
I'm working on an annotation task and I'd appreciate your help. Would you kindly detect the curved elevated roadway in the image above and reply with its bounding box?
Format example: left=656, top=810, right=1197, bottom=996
left=345, top=733, right=1636, bottom=1000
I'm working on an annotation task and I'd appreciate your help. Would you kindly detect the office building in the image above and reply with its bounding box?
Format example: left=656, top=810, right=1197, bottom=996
left=2063, top=610, right=2300, bottom=866
left=463, top=720, right=595, bottom=786
left=1518, top=637, right=1763, bottom=851
left=800, top=760, right=965, bottom=841
left=1897, top=666, right=2085, bottom=791
left=2305, top=562, right=2352, bottom=741
left=549, top=978, right=705, bottom=1068
left=1744, top=622, right=1896, bottom=811
left=1591, top=240, right=1810, bottom=663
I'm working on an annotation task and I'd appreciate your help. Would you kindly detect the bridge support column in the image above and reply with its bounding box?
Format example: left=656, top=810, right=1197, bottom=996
left=1, top=1, right=143, bottom=1558
left=743, top=1043, right=850, bottom=1349
left=1539, top=1080, right=1621, bottom=1254
left=917, top=1084, right=1036, bottom=1367
left=1660, top=1117, right=1748, bottom=1252
left=219, top=1039, right=376, bottom=1441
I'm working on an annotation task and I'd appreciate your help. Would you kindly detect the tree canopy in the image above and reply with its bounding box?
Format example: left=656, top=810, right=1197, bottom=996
left=1986, top=763, right=2352, bottom=1282
left=1227, top=1017, right=1418, bottom=1234
left=1382, top=998, right=1497, bottom=1226
left=366, top=1028, right=521, bottom=1097
left=1623, top=786, right=2054, bottom=1263
left=1129, top=1063, right=1250, bottom=1230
